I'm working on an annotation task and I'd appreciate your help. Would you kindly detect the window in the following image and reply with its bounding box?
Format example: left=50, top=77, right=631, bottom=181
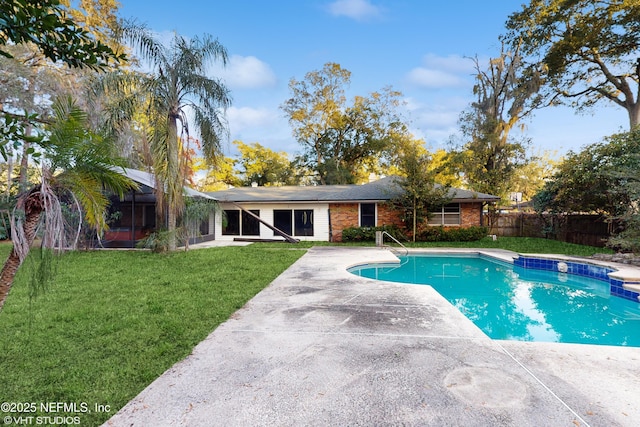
left=143, top=204, right=156, bottom=229
left=241, top=210, right=260, bottom=236
left=222, top=209, right=260, bottom=235
left=223, top=210, right=240, bottom=235
left=294, top=209, right=314, bottom=236
left=428, top=203, right=460, bottom=226
left=360, top=203, right=376, bottom=227
left=273, top=210, right=293, bottom=236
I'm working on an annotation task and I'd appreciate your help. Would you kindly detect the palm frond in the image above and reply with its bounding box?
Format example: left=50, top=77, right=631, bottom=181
left=58, top=172, right=110, bottom=232
left=116, top=20, right=166, bottom=68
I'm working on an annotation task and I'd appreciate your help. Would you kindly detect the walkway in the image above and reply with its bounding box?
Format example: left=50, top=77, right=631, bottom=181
left=104, top=247, right=640, bottom=426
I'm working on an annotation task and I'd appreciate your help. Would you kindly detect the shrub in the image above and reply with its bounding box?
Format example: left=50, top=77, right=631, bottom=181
left=416, top=226, right=488, bottom=242
left=136, top=229, right=185, bottom=253
left=341, top=225, right=407, bottom=242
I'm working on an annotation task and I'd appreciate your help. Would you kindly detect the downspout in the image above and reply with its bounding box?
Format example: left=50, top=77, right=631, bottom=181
left=328, top=207, right=333, bottom=242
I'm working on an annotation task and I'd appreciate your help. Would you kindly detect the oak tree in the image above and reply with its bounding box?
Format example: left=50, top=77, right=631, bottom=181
left=281, top=62, right=405, bottom=185
left=233, top=140, right=297, bottom=186
left=503, top=0, right=640, bottom=127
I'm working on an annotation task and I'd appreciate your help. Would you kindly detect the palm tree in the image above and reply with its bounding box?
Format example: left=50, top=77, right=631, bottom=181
left=109, top=28, right=231, bottom=251
left=0, top=96, right=135, bottom=311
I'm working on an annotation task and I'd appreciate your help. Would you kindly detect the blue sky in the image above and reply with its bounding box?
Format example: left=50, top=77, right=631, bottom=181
left=118, top=0, right=628, bottom=159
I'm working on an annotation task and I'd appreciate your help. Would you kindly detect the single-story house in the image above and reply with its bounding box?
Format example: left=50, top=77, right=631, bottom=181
left=207, top=176, right=500, bottom=243
left=103, top=168, right=217, bottom=248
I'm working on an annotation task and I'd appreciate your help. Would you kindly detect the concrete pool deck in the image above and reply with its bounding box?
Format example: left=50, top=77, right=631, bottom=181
left=104, top=247, right=640, bottom=427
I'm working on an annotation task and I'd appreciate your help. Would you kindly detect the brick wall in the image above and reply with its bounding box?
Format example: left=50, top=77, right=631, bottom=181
left=329, top=203, right=359, bottom=242
left=460, top=202, right=482, bottom=227
left=377, top=203, right=404, bottom=227
left=329, top=202, right=485, bottom=242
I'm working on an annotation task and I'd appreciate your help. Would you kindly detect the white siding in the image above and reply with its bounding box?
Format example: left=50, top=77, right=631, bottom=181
left=214, top=202, right=330, bottom=242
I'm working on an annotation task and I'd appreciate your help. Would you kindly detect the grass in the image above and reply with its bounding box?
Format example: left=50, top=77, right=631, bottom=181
left=0, top=244, right=305, bottom=426
left=255, top=236, right=615, bottom=257
left=0, top=237, right=612, bottom=426
left=405, top=236, right=615, bottom=256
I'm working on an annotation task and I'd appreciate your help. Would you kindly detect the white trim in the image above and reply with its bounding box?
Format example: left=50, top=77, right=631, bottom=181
left=428, top=203, right=461, bottom=226
left=359, top=202, right=377, bottom=227
left=215, top=202, right=330, bottom=241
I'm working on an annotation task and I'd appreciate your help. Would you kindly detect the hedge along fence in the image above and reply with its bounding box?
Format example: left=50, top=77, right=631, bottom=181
left=341, top=225, right=488, bottom=243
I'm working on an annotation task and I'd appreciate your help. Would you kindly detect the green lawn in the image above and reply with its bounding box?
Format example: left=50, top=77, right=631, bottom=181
left=259, top=236, right=614, bottom=257
left=405, top=236, right=615, bottom=255
left=0, top=244, right=305, bottom=426
left=0, top=237, right=612, bottom=426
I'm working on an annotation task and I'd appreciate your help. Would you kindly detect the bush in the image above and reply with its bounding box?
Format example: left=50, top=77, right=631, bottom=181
left=416, top=226, right=488, bottom=242
left=136, top=229, right=184, bottom=253
left=341, top=225, right=407, bottom=242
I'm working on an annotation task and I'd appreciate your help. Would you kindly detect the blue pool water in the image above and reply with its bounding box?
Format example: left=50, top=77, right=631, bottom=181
left=349, top=254, right=640, bottom=347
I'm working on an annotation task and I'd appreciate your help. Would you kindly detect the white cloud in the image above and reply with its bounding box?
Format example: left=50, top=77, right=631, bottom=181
left=214, top=55, right=277, bottom=89
left=406, top=68, right=466, bottom=88
left=224, top=106, right=297, bottom=155
left=226, top=106, right=278, bottom=132
left=401, top=96, right=468, bottom=146
left=327, top=0, right=383, bottom=21
left=406, top=54, right=476, bottom=89
left=416, top=109, right=460, bottom=128
left=421, top=54, right=476, bottom=73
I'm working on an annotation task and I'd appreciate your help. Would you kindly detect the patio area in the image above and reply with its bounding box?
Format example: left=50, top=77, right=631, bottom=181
left=104, top=246, right=640, bottom=427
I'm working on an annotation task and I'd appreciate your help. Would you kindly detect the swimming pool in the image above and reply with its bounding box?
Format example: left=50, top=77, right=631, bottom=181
left=349, top=253, right=640, bottom=347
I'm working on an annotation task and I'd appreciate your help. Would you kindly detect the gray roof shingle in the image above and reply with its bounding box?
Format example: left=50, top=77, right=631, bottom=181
left=122, top=168, right=215, bottom=199
left=207, top=176, right=499, bottom=203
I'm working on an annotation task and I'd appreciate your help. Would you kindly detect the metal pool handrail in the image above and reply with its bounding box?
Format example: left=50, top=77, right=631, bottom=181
left=376, top=231, right=409, bottom=256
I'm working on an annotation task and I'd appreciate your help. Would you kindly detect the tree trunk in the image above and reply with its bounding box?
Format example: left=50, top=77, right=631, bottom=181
left=18, top=127, right=31, bottom=191
left=167, top=208, right=177, bottom=252
left=0, top=190, right=44, bottom=310
left=19, top=76, right=36, bottom=191
left=629, top=101, right=640, bottom=129
left=412, top=198, right=417, bottom=243
left=167, top=115, right=179, bottom=252
left=5, top=146, right=13, bottom=198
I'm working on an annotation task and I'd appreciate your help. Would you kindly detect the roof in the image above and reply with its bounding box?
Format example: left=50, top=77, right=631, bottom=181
left=207, top=176, right=499, bottom=204
left=121, top=168, right=215, bottom=200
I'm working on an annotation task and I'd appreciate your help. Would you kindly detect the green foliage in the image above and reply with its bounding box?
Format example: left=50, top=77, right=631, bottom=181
left=110, top=28, right=231, bottom=250
left=281, top=62, right=406, bottom=185
left=0, top=0, right=125, bottom=68
left=136, top=228, right=176, bottom=253
left=455, top=45, right=534, bottom=201
left=341, top=224, right=487, bottom=243
left=233, top=140, right=298, bottom=186
left=416, top=226, right=488, bottom=242
left=603, top=147, right=640, bottom=252
left=0, top=112, right=44, bottom=161
left=534, top=129, right=640, bottom=216
left=389, top=137, right=451, bottom=241
left=44, top=96, right=135, bottom=232
left=509, top=151, right=559, bottom=202
left=0, top=244, right=306, bottom=426
left=608, top=216, right=640, bottom=253
left=182, top=198, right=218, bottom=241
left=502, top=0, right=640, bottom=127
left=137, top=197, right=218, bottom=252
left=341, top=225, right=406, bottom=242
left=0, top=212, right=10, bottom=240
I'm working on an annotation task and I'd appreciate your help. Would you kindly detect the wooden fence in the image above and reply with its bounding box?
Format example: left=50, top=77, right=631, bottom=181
left=490, top=213, right=612, bottom=247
